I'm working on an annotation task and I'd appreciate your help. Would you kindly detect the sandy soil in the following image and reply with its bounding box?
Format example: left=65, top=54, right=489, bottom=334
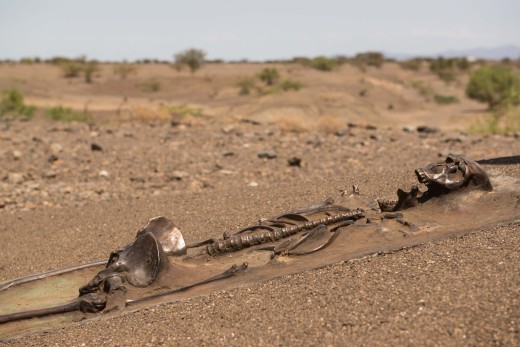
left=0, top=62, right=519, bottom=345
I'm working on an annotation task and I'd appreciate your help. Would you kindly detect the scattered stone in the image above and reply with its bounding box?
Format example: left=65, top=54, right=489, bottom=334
left=365, top=124, right=377, bottom=130
left=170, top=170, right=190, bottom=180
left=288, top=157, right=302, bottom=167
left=247, top=181, right=259, bottom=187
left=99, top=170, right=110, bottom=178
left=417, top=126, right=439, bottom=134
left=43, top=170, right=58, bottom=179
left=48, top=154, right=59, bottom=163
left=7, top=173, right=25, bottom=184
left=444, top=135, right=466, bottom=143
left=50, top=143, right=63, bottom=155
left=91, top=143, right=103, bottom=151
left=89, top=131, right=100, bottom=137
left=32, top=136, right=42, bottom=142
left=370, top=134, right=383, bottom=141
left=12, top=150, right=22, bottom=160
left=258, top=151, right=277, bottom=159
left=387, top=103, right=394, bottom=110
left=223, top=151, right=235, bottom=157
left=438, top=150, right=463, bottom=158
left=240, top=119, right=261, bottom=125
left=403, top=125, right=417, bottom=133
left=335, top=129, right=348, bottom=137
left=221, top=125, right=235, bottom=134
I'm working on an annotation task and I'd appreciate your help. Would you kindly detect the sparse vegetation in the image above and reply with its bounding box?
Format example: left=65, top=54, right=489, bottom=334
left=258, top=68, right=280, bottom=86
left=174, top=48, right=206, bottom=74
left=0, top=88, right=36, bottom=119
left=433, top=94, right=459, bottom=105
left=237, top=78, right=256, bottom=96
left=399, top=58, right=423, bottom=71
left=466, top=65, right=520, bottom=109
left=280, top=79, right=302, bottom=91
left=60, top=60, right=83, bottom=78
left=161, top=104, right=202, bottom=117
left=113, top=62, right=137, bottom=79
left=310, top=56, right=336, bottom=71
left=55, top=56, right=100, bottom=83
left=260, top=86, right=281, bottom=96
left=429, top=56, right=470, bottom=83
left=354, top=52, right=385, bottom=68
left=83, top=61, right=99, bottom=83
left=411, top=80, right=434, bottom=99
left=142, top=80, right=161, bottom=92
left=45, top=106, right=88, bottom=122
left=470, top=105, right=520, bottom=134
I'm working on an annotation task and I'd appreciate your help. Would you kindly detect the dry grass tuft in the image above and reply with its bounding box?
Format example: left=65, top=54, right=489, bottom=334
left=276, top=115, right=309, bottom=133
left=122, top=105, right=171, bottom=122
left=317, top=115, right=345, bottom=134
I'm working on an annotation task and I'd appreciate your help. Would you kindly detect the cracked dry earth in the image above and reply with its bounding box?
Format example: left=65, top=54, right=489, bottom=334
left=0, top=117, right=519, bottom=346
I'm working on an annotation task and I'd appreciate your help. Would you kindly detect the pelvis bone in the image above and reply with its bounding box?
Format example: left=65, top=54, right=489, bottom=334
left=79, top=218, right=183, bottom=296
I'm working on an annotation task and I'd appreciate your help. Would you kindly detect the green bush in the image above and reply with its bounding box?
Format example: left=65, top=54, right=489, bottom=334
left=258, top=68, right=280, bottom=85
left=433, top=94, right=459, bottom=105
left=55, top=57, right=85, bottom=78
left=354, top=52, right=385, bottom=68
left=0, top=88, right=36, bottom=119
left=45, top=106, right=88, bottom=122
left=466, top=65, right=520, bottom=109
left=174, top=48, right=206, bottom=74
left=310, top=56, right=336, bottom=71
left=280, top=79, right=302, bottom=91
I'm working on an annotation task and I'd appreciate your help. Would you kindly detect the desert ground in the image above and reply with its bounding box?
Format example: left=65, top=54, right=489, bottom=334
left=0, top=61, right=519, bottom=346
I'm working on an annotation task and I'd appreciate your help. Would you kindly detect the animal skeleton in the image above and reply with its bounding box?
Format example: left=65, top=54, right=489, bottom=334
left=0, top=156, right=504, bottom=328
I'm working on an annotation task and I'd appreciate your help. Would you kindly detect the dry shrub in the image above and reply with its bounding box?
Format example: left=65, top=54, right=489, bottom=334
left=317, top=115, right=345, bottom=134
left=276, top=116, right=309, bottom=133
left=123, top=105, right=171, bottom=122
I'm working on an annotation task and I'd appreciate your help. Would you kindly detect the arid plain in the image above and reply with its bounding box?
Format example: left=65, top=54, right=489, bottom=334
left=0, top=60, right=519, bottom=346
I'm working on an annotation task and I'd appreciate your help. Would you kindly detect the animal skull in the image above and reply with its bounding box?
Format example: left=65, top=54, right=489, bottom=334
left=415, top=156, right=492, bottom=196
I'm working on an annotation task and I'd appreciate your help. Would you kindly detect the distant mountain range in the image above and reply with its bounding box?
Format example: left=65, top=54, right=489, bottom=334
left=389, top=45, right=520, bottom=61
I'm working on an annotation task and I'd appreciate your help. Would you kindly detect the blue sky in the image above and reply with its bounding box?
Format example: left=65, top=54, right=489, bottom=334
left=1, top=0, right=519, bottom=61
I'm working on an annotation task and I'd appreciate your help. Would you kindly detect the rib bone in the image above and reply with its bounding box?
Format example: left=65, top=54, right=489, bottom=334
left=206, top=209, right=364, bottom=256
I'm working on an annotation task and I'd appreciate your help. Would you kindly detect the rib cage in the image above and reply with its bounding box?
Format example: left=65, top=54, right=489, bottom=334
left=206, top=209, right=364, bottom=256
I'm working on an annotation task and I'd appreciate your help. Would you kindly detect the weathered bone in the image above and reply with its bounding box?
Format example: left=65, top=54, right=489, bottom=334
left=206, top=209, right=364, bottom=256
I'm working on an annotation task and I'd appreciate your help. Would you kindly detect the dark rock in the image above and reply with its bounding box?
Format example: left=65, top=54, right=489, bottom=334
left=48, top=154, right=59, bottom=163
left=240, top=119, right=261, bottom=125
left=417, top=126, right=439, bottom=134
left=438, top=150, right=463, bottom=158
left=91, top=143, right=103, bottom=151
left=223, top=151, right=235, bottom=157
left=288, top=157, right=302, bottom=167
left=258, top=151, right=277, bottom=159
left=444, top=135, right=466, bottom=143
left=335, top=129, right=348, bottom=137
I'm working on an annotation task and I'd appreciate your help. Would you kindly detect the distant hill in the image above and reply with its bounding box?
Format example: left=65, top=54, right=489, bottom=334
left=389, top=45, right=520, bottom=61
